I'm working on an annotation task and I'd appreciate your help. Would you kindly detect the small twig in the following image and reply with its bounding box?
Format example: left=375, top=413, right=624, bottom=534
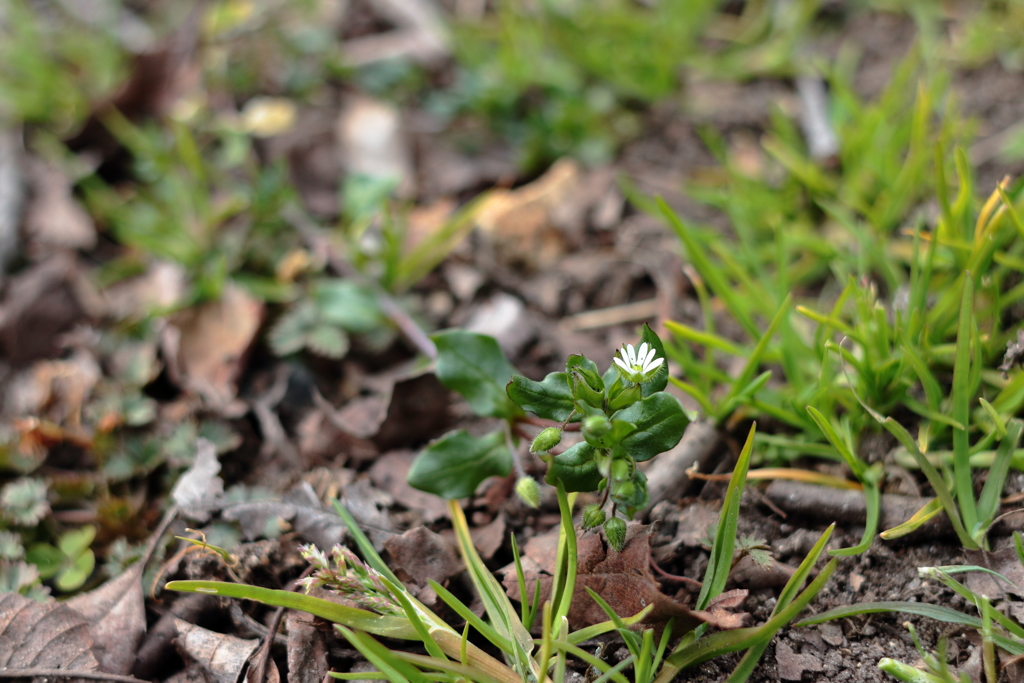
left=249, top=565, right=317, bottom=683
left=0, top=670, right=151, bottom=683
left=140, top=504, right=180, bottom=570
left=649, top=559, right=703, bottom=590
left=565, top=299, right=661, bottom=331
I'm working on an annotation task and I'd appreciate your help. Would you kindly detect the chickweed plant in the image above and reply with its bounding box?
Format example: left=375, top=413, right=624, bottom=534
left=168, top=340, right=837, bottom=682
left=408, top=325, right=688, bottom=550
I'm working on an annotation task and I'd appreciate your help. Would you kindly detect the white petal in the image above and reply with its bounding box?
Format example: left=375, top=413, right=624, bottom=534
left=641, top=345, right=656, bottom=367
left=625, top=344, right=637, bottom=365
left=646, top=357, right=664, bottom=372
left=613, top=356, right=631, bottom=373
left=637, top=343, right=649, bottom=363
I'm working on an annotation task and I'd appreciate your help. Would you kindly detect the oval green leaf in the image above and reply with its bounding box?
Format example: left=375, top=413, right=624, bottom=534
left=408, top=430, right=512, bottom=499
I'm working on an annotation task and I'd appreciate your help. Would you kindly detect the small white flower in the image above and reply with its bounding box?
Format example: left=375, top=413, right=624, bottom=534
left=613, top=342, right=664, bottom=383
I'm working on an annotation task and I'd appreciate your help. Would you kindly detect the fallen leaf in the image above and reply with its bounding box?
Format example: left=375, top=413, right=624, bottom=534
left=24, top=158, right=97, bottom=252
left=729, top=553, right=797, bottom=590
left=650, top=499, right=721, bottom=564
left=102, top=260, right=187, bottom=320
left=240, top=97, right=297, bottom=138
left=368, top=451, right=449, bottom=523
left=337, top=96, right=415, bottom=199
left=286, top=612, right=329, bottom=683
left=0, top=592, right=101, bottom=675
left=174, top=618, right=259, bottom=683
left=170, top=282, right=263, bottom=408
left=221, top=483, right=348, bottom=549
left=172, top=438, right=224, bottom=523
left=475, top=158, right=582, bottom=270
left=964, top=547, right=1024, bottom=600
left=502, top=523, right=745, bottom=635
left=470, top=514, right=506, bottom=562
left=0, top=253, right=91, bottom=366
left=384, top=526, right=462, bottom=606
left=776, top=640, right=823, bottom=681
left=66, top=562, right=146, bottom=674
left=341, top=0, right=449, bottom=67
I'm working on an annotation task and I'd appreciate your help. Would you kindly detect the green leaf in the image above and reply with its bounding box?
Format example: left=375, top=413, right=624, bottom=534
left=314, top=280, right=384, bottom=334
left=306, top=324, right=350, bottom=359
left=639, top=323, right=669, bottom=396
left=56, top=549, right=94, bottom=591
left=268, top=301, right=317, bottom=356
left=432, top=330, right=519, bottom=419
left=408, top=430, right=512, bottom=499
left=507, top=372, right=575, bottom=421
left=25, top=543, right=65, bottom=579
left=57, top=525, right=96, bottom=558
left=613, top=393, right=689, bottom=462
left=547, top=441, right=601, bottom=492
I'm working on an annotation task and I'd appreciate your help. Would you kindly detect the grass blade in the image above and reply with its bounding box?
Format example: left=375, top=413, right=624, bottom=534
left=795, top=602, right=982, bottom=629
left=880, top=498, right=944, bottom=540
left=978, top=418, right=1024, bottom=530
left=952, top=273, right=977, bottom=532
left=697, top=423, right=756, bottom=610
left=727, top=524, right=836, bottom=682
left=166, top=580, right=416, bottom=638
left=657, top=198, right=759, bottom=340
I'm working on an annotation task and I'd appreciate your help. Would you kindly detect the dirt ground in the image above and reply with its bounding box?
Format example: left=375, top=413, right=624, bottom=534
left=5, top=3, right=1024, bottom=683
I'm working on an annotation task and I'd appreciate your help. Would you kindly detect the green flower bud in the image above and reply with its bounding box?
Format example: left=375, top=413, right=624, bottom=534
left=530, top=427, right=562, bottom=453
left=515, top=477, right=541, bottom=508
left=604, top=517, right=627, bottom=552
left=583, top=415, right=612, bottom=438
left=612, top=481, right=635, bottom=501
left=582, top=504, right=606, bottom=530
left=610, top=458, right=631, bottom=481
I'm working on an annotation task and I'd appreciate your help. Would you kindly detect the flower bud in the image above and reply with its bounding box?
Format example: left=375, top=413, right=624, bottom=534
left=583, top=415, right=612, bottom=438
left=610, top=458, right=631, bottom=481
left=612, top=481, right=635, bottom=501
left=530, top=427, right=562, bottom=453
left=604, top=517, right=627, bottom=552
left=515, top=477, right=541, bottom=508
left=582, top=504, right=606, bottom=530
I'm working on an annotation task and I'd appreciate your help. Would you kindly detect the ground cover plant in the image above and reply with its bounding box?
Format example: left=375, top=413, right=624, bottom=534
left=6, top=1, right=1024, bottom=683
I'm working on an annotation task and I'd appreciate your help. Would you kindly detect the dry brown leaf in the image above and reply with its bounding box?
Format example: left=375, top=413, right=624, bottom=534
left=729, top=553, right=797, bottom=590
left=0, top=253, right=90, bottom=365
left=964, top=547, right=1024, bottom=600
left=0, top=592, right=101, bottom=676
left=776, top=640, right=824, bottom=681
left=475, top=158, right=582, bottom=270
left=174, top=618, right=259, bottom=683
left=384, top=526, right=463, bottom=590
left=368, top=451, right=449, bottom=523
left=337, top=96, right=415, bottom=199
left=24, top=158, right=97, bottom=252
left=172, top=438, right=224, bottom=523
left=65, top=562, right=146, bottom=675
left=285, top=612, right=329, bottom=683
left=169, top=282, right=262, bottom=407
left=470, top=514, right=506, bottom=562
left=103, top=260, right=187, bottom=320
left=502, top=523, right=746, bottom=636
